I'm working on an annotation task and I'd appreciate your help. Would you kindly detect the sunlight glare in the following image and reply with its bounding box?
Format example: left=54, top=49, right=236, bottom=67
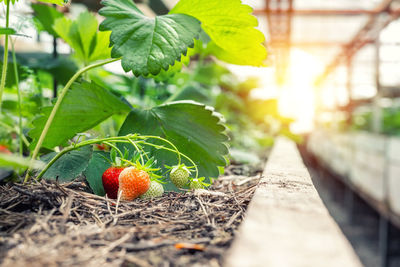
left=278, top=49, right=322, bottom=133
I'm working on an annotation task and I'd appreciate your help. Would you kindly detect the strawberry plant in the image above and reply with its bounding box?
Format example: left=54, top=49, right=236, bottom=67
left=0, top=0, right=267, bottom=196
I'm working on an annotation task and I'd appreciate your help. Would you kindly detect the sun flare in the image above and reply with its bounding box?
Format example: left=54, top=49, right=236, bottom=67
left=278, top=49, right=322, bottom=133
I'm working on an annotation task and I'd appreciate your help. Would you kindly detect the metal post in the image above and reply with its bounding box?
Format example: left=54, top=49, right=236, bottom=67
left=372, top=39, right=382, bottom=133
left=52, top=4, right=58, bottom=99
left=346, top=58, right=353, bottom=125
left=379, top=215, right=390, bottom=267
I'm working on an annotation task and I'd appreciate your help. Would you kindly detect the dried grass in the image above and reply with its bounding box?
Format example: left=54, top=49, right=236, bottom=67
left=0, top=165, right=261, bottom=267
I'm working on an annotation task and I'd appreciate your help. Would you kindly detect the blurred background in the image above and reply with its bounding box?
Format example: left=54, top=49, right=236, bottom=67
left=2, top=1, right=400, bottom=266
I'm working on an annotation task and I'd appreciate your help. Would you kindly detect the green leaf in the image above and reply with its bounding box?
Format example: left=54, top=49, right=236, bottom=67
left=37, top=0, right=68, bottom=5
left=169, top=83, right=211, bottom=104
left=32, top=3, right=64, bottom=37
left=118, top=101, right=229, bottom=190
left=0, top=153, right=44, bottom=170
left=41, top=146, right=93, bottom=182
left=29, top=81, right=131, bottom=149
left=99, top=0, right=201, bottom=76
left=147, top=42, right=199, bottom=82
left=0, top=27, right=15, bottom=35
left=171, top=0, right=267, bottom=66
left=0, top=27, right=30, bottom=37
left=14, top=52, right=78, bottom=85
left=83, top=151, right=109, bottom=196
left=0, top=60, right=29, bottom=88
left=53, top=11, right=111, bottom=65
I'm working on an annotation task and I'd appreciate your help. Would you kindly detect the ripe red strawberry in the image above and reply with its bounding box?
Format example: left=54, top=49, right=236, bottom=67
left=102, top=167, right=125, bottom=199
left=118, top=167, right=150, bottom=201
left=0, top=145, right=11, bottom=154
left=95, top=144, right=108, bottom=151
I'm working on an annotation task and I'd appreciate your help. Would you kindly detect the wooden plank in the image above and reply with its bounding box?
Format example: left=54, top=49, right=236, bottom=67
left=388, top=164, right=400, bottom=216
left=388, top=137, right=400, bottom=163
left=225, top=138, right=362, bottom=267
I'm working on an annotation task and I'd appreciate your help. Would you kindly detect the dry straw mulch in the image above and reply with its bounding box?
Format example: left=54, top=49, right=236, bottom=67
left=0, top=166, right=261, bottom=267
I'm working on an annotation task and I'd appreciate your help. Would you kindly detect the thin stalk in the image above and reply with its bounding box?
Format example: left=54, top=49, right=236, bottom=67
left=127, top=139, right=144, bottom=165
left=25, top=57, right=121, bottom=182
left=0, top=0, right=11, bottom=111
left=103, top=141, right=124, bottom=158
left=35, top=136, right=131, bottom=180
left=11, top=40, right=22, bottom=157
left=140, top=135, right=181, bottom=165
left=141, top=141, right=198, bottom=178
left=35, top=135, right=198, bottom=181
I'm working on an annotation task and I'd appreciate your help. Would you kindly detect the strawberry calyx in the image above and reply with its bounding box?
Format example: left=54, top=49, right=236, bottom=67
left=121, top=156, right=166, bottom=184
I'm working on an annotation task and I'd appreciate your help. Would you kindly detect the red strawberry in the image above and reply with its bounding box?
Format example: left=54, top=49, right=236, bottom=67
left=95, top=144, right=108, bottom=151
left=102, top=167, right=125, bottom=199
left=118, top=167, right=150, bottom=201
left=0, top=145, right=11, bottom=154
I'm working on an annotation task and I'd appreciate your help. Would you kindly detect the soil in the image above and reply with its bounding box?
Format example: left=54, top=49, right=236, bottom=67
left=0, top=164, right=262, bottom=267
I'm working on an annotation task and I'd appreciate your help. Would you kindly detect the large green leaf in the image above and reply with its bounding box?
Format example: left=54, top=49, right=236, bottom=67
left=41, top=146, right=93, bottom=182
left=0, top=153, right=44, bottom=170
left=171, top=0, right=267, bottom=66
left=32, top=3, right=64, bottom=37
left=53, top=11, right=111, bottom=65
left=83, top=151, right=109, bottom=196
left=29, top=81, right=131, bottom=149
left=0, top=27, right=15, bottom=35
left=0, top=61, right=29, bottom=88
left=15, top=52, right=78, bottom=85
left=99, top=0, right=201, bottom=76
left=118, top=101, right=229, bottom=190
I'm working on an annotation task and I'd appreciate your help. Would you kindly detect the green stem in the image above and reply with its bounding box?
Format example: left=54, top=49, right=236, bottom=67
left=103, top=141, right=124, bottom=158
left=128, top=138, right=144, bottom=165
left=0, top=0, right=11, bottom=112
left=25, top=57, right=121, bottom=183
left=35, top=134, right=198, bottom=181
left=0, top=120, right=29, bottom=147
left=141, top=141, right=198, bottom=178
left=140, top=135, right=181, bottom=165
left=36, top=136, right=131, bottom=181
left=11, top=40, right=22, bottom=157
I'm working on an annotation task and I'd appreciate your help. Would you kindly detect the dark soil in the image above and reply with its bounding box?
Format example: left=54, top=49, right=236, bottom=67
left=0, top=164, right=262, bottom=267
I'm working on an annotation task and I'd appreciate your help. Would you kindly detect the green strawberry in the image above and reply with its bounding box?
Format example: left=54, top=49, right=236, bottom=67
left=189, top=178, right=204, bottom=190
left=141, top=181, right=164, bottom=199
left=170, top=165, right=190, bottom=188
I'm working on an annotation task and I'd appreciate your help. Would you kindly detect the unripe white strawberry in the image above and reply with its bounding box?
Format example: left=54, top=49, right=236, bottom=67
left=140, top=181, right=164, bottom=199
left=170, top=165, right=190, bottom=188
left=189, top=178, right=204, bottom=190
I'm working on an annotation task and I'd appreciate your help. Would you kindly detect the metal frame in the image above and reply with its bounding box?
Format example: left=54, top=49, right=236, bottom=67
left=257, top=0, right=400, bottom=88
left=264, top=0, right=293, bottom=85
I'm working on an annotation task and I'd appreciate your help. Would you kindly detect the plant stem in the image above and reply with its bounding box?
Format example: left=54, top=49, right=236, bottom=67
left=11, top=40, right=22, bottom=157
left=25, top=57, right=121, bottom=183
left=128, top=139, right=144, bottom=165
left=141, top=141, right=198, bottom=178
left=0, top=0, right=11, bottom=112
left=35, top=134, right=198, bottom=181
left=35, top=136, right=129, bottom=180
left=140, top=135, right=181, bottom=165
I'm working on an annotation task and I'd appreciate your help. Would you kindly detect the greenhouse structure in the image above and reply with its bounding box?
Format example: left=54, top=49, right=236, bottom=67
left=0, top=0, right=400, bottom=266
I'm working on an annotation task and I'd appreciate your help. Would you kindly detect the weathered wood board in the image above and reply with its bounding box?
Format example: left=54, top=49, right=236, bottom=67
left=225, top=138, right=362, bottom=267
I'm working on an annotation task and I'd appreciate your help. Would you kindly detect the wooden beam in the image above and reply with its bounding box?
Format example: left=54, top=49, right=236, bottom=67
left=315, top=0, right=398, bottom=86
left=225, top=138, right=363, bottom=267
